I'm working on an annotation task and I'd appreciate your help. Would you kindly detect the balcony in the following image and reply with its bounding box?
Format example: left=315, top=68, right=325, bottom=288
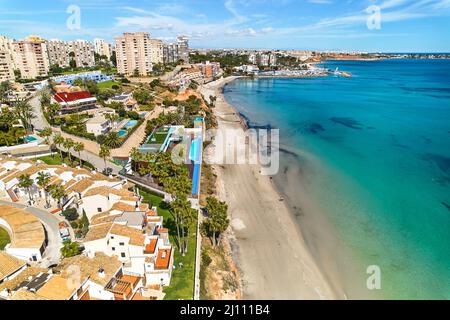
left=105, top=273, right=142, bottom=300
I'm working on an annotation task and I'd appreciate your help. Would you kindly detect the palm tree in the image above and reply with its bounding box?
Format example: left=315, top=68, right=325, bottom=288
left=0, top=81, right=12, bottom=103
left=46, top=103, right=61, bottom=123
left=130, top=147, right=144, bottom=173
left=99, top=145, right=111, bottom=169
left=73, top=142, right=85, bottom=166
left=38, top=127, right=53, bottom=145
left=36, top=172, right=51, bottom=208
left=104, top=131, right=121, bottom=148
left=18, top=174, right=34, bottom=202
left=53, top=133, right=65, bottom=161
left=60, top=240, right=81, bottom=258
left=63, top=138, right=75, bottom=165
left=202, top=197, right=230, bottom=248
left=50, top=184, right=66, bottom=209
left=14, top=99, right=36, bottom=133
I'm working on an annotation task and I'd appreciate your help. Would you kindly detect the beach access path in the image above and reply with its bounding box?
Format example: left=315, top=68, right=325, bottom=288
left=199, top=77, right=336, bottom=300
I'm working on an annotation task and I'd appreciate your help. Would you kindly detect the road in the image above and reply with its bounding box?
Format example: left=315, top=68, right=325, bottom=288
left=29, top=90, right=122, bottom=174
left=0, top=200, right=62, bottom=267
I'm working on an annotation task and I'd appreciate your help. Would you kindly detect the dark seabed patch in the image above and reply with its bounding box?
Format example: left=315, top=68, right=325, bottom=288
left=421, top=136, right=432, bottom=144
left=423, top=153, right=450, bottom=175
left=390, top=134, right=409, bottom=149
left=441, top=202, right=450, bottom=213
left=330, top=117, right=364, bottom=130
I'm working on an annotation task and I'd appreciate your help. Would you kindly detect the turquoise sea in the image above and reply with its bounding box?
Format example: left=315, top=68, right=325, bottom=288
left=223, top=59, right=450, bottom=299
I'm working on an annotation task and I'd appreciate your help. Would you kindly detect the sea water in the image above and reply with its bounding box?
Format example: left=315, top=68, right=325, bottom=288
left=224, top=59, right=450, bottom=299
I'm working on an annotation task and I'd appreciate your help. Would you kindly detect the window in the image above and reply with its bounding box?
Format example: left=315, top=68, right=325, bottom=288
left=112, top=247, right=116, bottom=251
left=119, top=242, right=125, bottom=246
left=97, top=208, right=102, bottom=213
left=121, top=253, right=126, bottom=258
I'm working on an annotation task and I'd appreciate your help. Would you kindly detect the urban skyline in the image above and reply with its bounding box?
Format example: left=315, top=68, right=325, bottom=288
left=1, top=0, right=450, bottom=52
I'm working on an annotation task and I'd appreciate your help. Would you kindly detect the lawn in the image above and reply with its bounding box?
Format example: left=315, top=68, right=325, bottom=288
left=35, top=154, right=95, bottom=170
left=0, top=227, right=10, bottom=250
left=139, top=189, right=197, bottom=300
left=98, top=80, right=122, bottom=90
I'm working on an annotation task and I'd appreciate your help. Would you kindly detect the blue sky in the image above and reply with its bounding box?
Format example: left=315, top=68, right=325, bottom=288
left=1, top=0, right=450, bottom=52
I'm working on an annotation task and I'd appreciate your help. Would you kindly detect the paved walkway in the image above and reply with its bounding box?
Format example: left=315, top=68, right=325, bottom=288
left=0, top=199, right=62, bottom=267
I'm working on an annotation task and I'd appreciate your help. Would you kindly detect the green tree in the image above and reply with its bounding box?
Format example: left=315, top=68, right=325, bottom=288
left=18, top=174, right=34, bottom=202
left=63, top=138, right=75, bottom=165
left=99, top=145, right=111, bottom=168
left=36, top=172, right=51, bottom=208
left=104, top=131, right=121, bottom=148
left=38, top=127, right=53, bottom=145
left=133, top=88, right=153, bottom=105
left=170, top=195, right=196, bottom=255
left=60, top=240, right=81, bottom=258
left=202, top=197, right=230, bottom=248
left=0, top=81, right=12, bottom=103
left=50, top=184, right=66, bottom=208
left=53, top=133, right=65, bottom=160
left=73, top=142, right=85, bottom=166
left=39, top=91, right=51, bottom=106
left=130, top=147, right=144, bottom=173
left=14, top=99, right=36, bottom=133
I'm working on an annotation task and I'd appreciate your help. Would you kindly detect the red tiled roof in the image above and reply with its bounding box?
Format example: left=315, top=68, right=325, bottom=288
left=54, top=91, right=93, bottom=103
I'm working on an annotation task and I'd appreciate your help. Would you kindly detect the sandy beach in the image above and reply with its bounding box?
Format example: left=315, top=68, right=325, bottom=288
left=200, top=77, right=338, bottom=300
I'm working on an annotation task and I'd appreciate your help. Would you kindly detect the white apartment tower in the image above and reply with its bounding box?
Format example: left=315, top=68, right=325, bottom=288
left=13, top=36, right=50, bottom=79
left=69, top=40, right=95, bottom=68
left=94, top=38, right=112, bottom=60
left=149, top=39, right=164, bottom=65
left=115, top=32, right=153, bottom=76
left=46, top=39, right=71, bottom=67
left=0, top=36, right=16, bottom=82
left=177, top=36, right=189, bottom=63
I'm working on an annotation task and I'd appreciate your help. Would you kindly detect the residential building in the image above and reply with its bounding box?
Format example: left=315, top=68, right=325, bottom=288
left=177, top=36, right=189, bottom=63
left=107, top=92, right=137, bottom=110
left=0, top=36, right=16, bottom=82
left=46, top=39, right=70, bottom=68
left=69, top=40, right=95, bottom=68
left=163, top=43, right=178, bottom=64
left=149, top=39, right=164, bottom=65
left=94, top=38, right=112, bottom=60
left=52, top=91, right=98, bottom=114
left=0, top=205, right=47, bottom=262
left=115, top=32, right=153, bottom=76
left=0, top=252, right=27, bottom=284
left=13, top=36, right=50, bottom=79
left=52, top=70, right=113, bottom=86
left=84, top=207, right=174, bottom=287
left=86, top=115, right=112, bottom=136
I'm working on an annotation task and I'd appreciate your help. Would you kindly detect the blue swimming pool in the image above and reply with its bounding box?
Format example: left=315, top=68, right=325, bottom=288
left=24, top=136, right=38, bottom=143
left=190, top=138, right=202, bottom=196
left=118, top=130, right=128, bottom=138
left=125, top=120, right=138, bottom=129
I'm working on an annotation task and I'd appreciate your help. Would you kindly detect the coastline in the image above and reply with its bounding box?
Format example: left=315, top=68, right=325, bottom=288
left=200, top=76, right=339, bottom=300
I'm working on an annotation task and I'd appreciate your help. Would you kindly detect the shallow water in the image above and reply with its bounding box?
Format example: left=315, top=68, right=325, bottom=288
left=224, top=59, right=450, bottom=299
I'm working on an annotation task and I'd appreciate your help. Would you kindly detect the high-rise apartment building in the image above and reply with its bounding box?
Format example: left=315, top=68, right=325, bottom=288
left=163, top=43, right=179, bottom=64
left=94, top=38, right=112, bottom=60
left=149, top=39, right=164, bottom=65
left=0, top=35, right=16, bottom=81
left=177, top=36, right=189, bottom=63
left=13, top=36, right=50, bottom=79
left=69, top=40, right=95, bottom=68
left=115, top=32, right=153, bottom=76
left=46, top=39, right=71, bottom=67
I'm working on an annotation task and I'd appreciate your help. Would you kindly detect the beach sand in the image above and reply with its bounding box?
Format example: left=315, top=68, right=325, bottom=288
left=200, top=77, right=339, bottom=300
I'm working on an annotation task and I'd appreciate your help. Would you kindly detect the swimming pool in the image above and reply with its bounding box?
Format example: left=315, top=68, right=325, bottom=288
left=125, top=120, right=138, bottom=129
left=190, top=138, right=202, bottom=196
left=24, top=136, right=38, bottom=143
left=118, top=130, right=128, bottom=138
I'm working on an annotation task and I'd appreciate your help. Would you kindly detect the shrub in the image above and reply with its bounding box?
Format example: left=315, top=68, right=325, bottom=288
left=62, top=208, right=79, bottom=221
